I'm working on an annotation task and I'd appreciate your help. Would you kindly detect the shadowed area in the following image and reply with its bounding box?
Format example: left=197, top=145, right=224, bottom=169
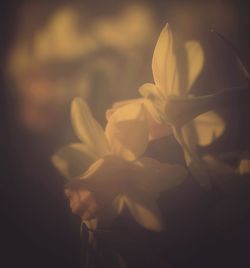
left=1, top=1, right=250, bottom=267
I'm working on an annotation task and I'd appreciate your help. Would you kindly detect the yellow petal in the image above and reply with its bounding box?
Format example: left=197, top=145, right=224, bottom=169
left=82, top=155, right=130, bottom=181
left=152, top=24, right=179, bottom=96
left=106, top=98, right=144, bottom=121
left=80, top=156, right=135, bottom=202
left=185, top=41, right=204, bottom=91
left=139, top=83, right=167, bottom=123
left=193, top=111, right=225, bottom=146
left=135, top=157, right=187, bottom=194
left=119, top=192, right=165, bottom=232
left=105, top=102, right=149, bottom=161
left=139, top=83, right=165, bottom=100
left=52, top=143, right=97, bottom=179
left=71, top=98, right=109, bottom=157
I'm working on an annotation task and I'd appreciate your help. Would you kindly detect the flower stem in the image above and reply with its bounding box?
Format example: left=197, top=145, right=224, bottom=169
left=211, top=28, right=250, bottom=79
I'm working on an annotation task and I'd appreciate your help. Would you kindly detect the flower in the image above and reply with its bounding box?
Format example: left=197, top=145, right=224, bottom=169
left=107, top=24, right=225, bottom=190
left=52, top=98, right=186, bottom=231
left=139, top=24, right=226, bottom=190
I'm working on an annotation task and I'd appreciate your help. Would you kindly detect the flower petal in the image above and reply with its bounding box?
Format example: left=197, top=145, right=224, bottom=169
left=105, top=102, right=149, bottom=161
left=52, top=143, right=97, bottom=179
left=79, top=156, right=135, bottom=204
left=106, top=98, right=144, bottom=121
left=152, top=24, right=179, bottom=96
left=139, top=83, right=166, bottom=123
left=71, top=98, right=109, bottom=157
left=193, top=111, right=225, bottom=146
left=117, top=192, right=165, bottom=232
left=185, top=41, right=204, bottom=91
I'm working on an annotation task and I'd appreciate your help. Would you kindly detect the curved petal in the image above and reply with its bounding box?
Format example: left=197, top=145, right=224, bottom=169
left=139, top=83, right=165, bottom=100
left=193, top=111, right=225, bottom=146
left=185, top=41, right=204, bottom=91
left=80, top=156, right=135, bottom=204
left=135, top=157, right=187, bottom=194
left=52, top=143, right=97, bottom=179
left=106, top=98, right=144, bottom=121
left=152, top=24, right=179, bottom=96
left=71, top=98, right=109, bottom=157
left=116, top=192, right=165, bottom=232
left=105, top=102, right=149, bottom=161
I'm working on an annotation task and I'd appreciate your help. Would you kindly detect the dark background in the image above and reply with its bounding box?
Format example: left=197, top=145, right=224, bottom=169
left=1, top=1, right=250, bottom=267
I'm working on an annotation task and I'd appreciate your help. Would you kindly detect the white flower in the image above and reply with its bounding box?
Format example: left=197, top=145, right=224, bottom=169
left=108, top=24, right=225, bottom=190
left=52, top=98, right=186, bottom=231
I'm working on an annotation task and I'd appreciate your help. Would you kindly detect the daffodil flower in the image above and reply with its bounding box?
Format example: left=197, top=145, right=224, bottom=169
left=52, top=98, right=186, bottom=231
left=107, top=24, right=225, bottom=190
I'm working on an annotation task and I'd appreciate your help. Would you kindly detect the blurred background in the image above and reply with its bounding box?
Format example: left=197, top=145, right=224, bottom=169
left=1, top=0, right=250, bottom=267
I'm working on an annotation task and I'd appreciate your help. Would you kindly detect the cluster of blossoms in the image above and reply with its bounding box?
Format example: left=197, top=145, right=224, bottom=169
left=52, top=24, right=233, bottom=232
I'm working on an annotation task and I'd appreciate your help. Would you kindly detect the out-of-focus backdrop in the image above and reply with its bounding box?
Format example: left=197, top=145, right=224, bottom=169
left=1, top=1, right=250, bottom=268
left=4, top=0, right=249, bottom=136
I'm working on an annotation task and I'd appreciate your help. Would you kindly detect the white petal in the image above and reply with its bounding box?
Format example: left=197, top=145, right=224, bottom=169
left=193, top=111, right=225, bottom=146
left=105, top=102, right=149, bottom=161
left=152, top=24, right=179, bottom=96
left=120, top=192, right=165, bottom=232
left=139, top=83, right=166, bottom=122
left=80, top=156, right=136, bottom=202
left=52, top=143, right=97, bottom=179
left=71, top=98, right=109, bottom=157
left=185, top=41, right=204, bottom=91
left=135, top=157, right=187, bottom=194
left=106, top=98, right=144, bottom=121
